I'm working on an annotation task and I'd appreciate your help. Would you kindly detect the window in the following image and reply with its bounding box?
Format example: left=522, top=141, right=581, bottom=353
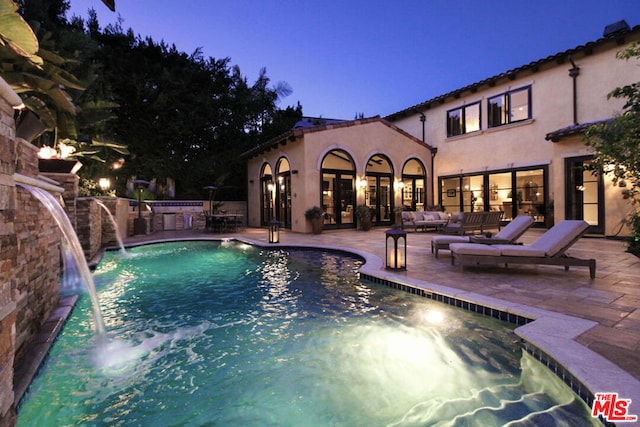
left=447, top=102, right=481, bottom=137
left=439, top=165, right=548, bottom=225
left=488, top=86, right=531, bottom=128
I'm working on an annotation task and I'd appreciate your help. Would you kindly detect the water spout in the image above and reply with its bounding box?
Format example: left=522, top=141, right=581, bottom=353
left=17, top=183, right=106, bottom=335
left=96, top=200, right=126, bottom=254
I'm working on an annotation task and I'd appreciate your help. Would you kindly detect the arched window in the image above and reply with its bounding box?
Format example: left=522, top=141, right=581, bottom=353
left=275, top=158, right=292, bottom=229
left=321, top=150, right=356, bottom=229
left=365, top=154, right=394, bottom=225
left=260, top=163, right=273, bottom=226
left=402, top=158, right=427, bottom=211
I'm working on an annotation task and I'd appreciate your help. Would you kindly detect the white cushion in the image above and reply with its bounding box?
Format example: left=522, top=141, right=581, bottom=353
left=494, top=215, right=535, bottom=240
left=530, top=220, right=588, bottom=256
left=494, top=244, right=546, bottom=257
left=450, top=243, right=501, bottom=256
left=423, top=212, right=438, bottom=221
left=432, top=236, right=469, bottom=245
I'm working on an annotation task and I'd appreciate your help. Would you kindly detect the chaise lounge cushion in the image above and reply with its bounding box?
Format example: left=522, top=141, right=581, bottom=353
left=492, top=244, right=546, bottom=257
left=451, top=221, right=589, bottom=258
left=432, top=215, right=534, bottom=257
left=527, top=220, right=589, bottom=256
left=448, top=242, right=502, bottom=256
left=450, top=220, right=595, bottom=278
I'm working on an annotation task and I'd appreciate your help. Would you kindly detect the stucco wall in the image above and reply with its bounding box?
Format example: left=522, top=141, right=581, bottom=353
left=391, top=34, right=638, bottom=236
left=247, top=119, right=433, bottom=232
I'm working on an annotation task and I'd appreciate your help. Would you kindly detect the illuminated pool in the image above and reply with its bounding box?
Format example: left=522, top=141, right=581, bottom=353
left=17, top=241, right=598, bottom=425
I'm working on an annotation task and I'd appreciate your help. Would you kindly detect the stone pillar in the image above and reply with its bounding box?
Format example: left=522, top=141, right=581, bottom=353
left=40, top=172, right=79, bottom=230
left=76, top=198, right=102, bottom=260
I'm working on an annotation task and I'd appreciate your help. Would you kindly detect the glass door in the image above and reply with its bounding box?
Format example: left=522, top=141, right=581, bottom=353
left=566, top=156, right=603, bottom=233
left=322, top=172, right=355, bottom=227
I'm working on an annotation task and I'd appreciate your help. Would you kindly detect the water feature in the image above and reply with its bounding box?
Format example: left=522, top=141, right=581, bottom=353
left=17, top=183, right=106, bottom=335
left=95, top=199, right=126, bottom=254
left=17, top=241, right=598, bottom=425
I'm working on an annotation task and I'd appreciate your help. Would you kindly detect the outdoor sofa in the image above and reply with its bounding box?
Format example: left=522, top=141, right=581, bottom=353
left=401, top=210, right=449, bottom=232
left=449, top=220, right=596, bottom=279
left=431, top=215, right=534, bottom=258
left=440, top=211, right=503, bottom=235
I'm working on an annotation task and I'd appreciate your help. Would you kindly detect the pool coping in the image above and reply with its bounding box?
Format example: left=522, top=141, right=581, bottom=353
left=20, top=236, right=640, bottom=425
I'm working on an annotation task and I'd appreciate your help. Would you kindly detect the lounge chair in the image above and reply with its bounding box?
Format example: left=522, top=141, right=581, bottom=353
left=431, top=215, right=535, bottom=258
left=449, top=220, right=596, bottom=279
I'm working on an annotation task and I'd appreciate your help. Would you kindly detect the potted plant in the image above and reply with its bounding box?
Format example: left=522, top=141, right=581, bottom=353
left=356, top=204, right=374, bottom=231
left=305, top=206, right=324, bottom=234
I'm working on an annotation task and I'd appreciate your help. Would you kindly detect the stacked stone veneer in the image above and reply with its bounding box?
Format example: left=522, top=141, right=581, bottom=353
left=0, top=98, right=63, bottom=426
left=0, top=95, right=18, bottom=426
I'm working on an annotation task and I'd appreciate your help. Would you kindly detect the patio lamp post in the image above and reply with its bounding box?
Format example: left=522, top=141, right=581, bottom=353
left=268, top=218, right=280, bottom=244
left=385, top=225, right=407, bottom=270
left=133, top=179, right=149, bottom=235
left=98, top=177, right=111, bottom=195
left=203, top=185, right=217, bottom=231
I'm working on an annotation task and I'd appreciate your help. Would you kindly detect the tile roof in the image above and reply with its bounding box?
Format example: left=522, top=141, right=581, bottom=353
left=386, top=24, right=640, bottom=121
left=241, top=116, right=435, bottom=159
left=544, top=118, right=615, bottom=142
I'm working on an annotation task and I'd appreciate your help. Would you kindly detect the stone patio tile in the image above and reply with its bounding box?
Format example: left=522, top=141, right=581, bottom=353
left=580, top=325, right=640, bottom=351
left=571, top=287, right=623, bottom=304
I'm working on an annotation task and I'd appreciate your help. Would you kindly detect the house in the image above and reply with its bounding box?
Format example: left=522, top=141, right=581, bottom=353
left=386, top=20, right=639, bottom=236
left=244, top=21, right=639, bottom=236
left=242, top=117, right=435, bottom=232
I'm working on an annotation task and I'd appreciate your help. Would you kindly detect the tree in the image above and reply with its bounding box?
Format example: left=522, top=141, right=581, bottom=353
left=584, top=41, right=640, bottom=255
left=87, top=20, right=299, bottom=199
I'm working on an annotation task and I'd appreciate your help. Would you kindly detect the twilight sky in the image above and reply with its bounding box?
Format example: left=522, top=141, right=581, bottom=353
left=67, top=0, right=640, bottom=120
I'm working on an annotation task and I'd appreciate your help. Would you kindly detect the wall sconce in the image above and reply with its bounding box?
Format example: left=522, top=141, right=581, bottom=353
left=385, top=225, right=407, bottom=270
left=358, top=177, right=367, bottom=189
left=268, top=218, right=280, bottom=243
left=393, top=180, right=405, bottom=191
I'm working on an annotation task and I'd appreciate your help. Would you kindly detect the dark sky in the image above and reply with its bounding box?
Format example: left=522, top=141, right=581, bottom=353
left=70, top=0, right=640, bottom=119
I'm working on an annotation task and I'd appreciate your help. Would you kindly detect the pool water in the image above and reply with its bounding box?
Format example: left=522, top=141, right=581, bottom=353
left=17, top=241, right=598, bottom=426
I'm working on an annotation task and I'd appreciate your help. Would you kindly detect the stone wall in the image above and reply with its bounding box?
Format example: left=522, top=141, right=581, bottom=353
left=77, top=198, right=102, bottom=260
left=0, top=96, right=63, bottom=426
left=0, top=95, right=17, bottom=426
left=13, top=187, right=61, bottom=362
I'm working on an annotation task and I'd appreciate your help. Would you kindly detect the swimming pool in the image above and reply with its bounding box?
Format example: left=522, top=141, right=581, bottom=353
left=17, top=240, right=598, bottom=425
